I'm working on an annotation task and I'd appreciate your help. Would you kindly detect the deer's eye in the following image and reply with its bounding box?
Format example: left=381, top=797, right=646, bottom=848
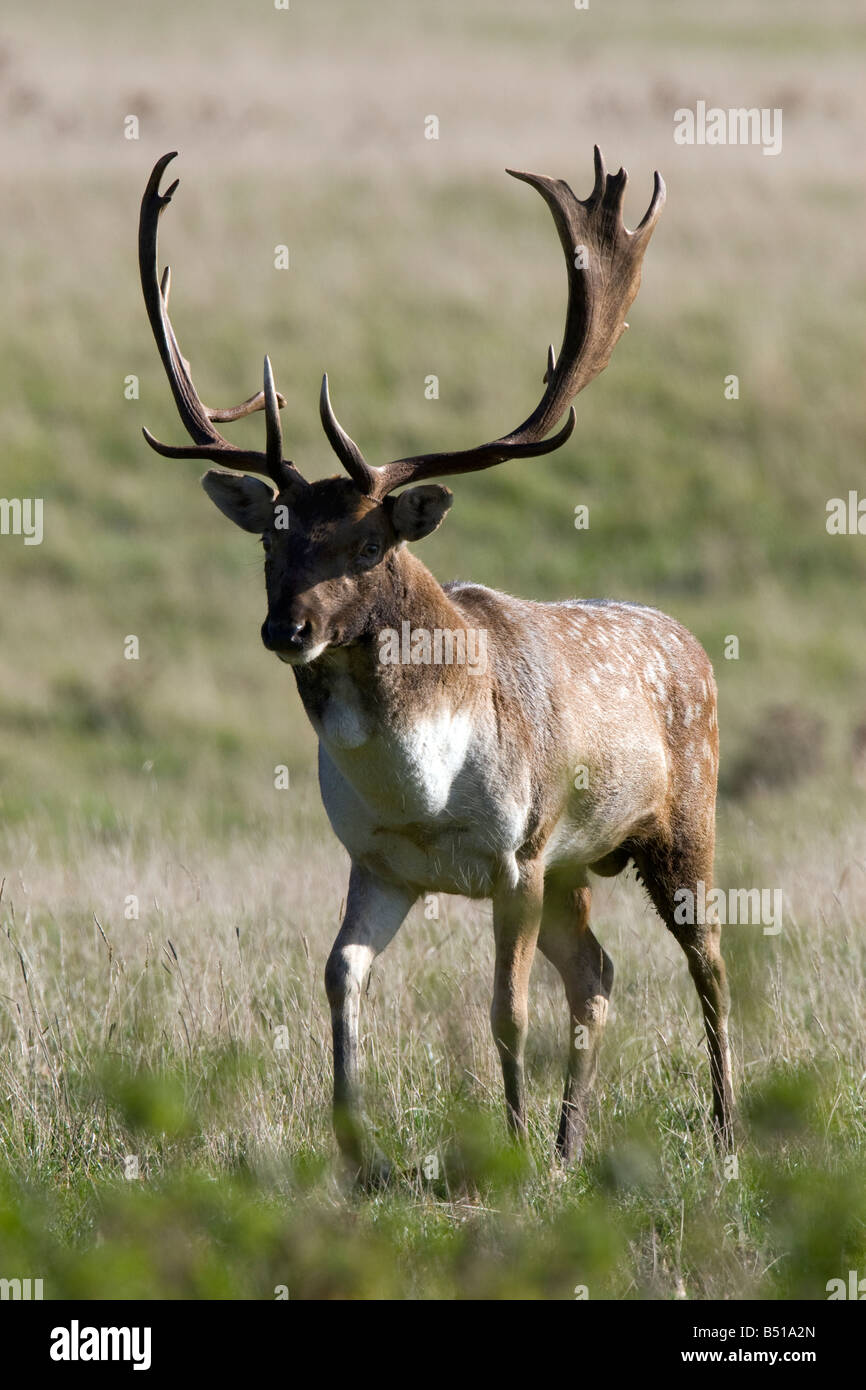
left=358, top=540, right=381, bottom=564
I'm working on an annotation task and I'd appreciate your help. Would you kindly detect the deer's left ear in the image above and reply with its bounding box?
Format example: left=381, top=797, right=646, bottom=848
left=201, top=470, right=277, bottom=533
left=389, top=484, right=453, bottom=542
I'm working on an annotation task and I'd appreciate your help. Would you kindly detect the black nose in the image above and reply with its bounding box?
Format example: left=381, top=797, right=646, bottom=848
left=261, top=616, right=311, bottom=651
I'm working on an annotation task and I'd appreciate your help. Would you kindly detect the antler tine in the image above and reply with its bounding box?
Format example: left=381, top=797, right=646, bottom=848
left=320, top=148, right=664, bottom=500
left=634, top=169, right=666, bottom=241
left=584, top=143, right=606, bottom=210
left=263, top=356, right=283, bottom=476
left=319, top=374, right=378, bottom=495
left=139, top=152, right=306, bottom=491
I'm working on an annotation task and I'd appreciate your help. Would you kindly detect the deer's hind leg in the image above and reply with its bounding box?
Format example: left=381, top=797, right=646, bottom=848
left=632, top=830, right=734, bottom=1150
left=491, top=862, right=545, bottom=1140
left=538, top=876, right=614, bottom=1164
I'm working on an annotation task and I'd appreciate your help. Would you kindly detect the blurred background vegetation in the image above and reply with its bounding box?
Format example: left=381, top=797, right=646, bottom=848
left=0, top=0, right=864, bottom=1298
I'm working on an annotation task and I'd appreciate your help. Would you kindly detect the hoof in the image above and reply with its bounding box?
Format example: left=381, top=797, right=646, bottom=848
left=357, top=1150, right=393, bottom=1191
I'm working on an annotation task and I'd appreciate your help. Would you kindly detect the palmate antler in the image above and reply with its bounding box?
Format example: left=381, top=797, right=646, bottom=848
left=320, top=146, right=665, bottom=499
left=139, top=152, right=308, bottom=493
left=140, top=149, right=663, bottom=501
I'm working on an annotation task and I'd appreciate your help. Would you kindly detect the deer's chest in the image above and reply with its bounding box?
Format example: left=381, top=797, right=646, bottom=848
left=314, top=689, right=526, bottom=895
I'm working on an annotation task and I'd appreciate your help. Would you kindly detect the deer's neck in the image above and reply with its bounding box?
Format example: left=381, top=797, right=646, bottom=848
left=292, top=548, right=485, bottom=749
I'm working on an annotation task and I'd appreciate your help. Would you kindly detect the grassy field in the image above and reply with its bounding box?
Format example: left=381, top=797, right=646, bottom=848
left=1, top=0, right=865, bottom=1298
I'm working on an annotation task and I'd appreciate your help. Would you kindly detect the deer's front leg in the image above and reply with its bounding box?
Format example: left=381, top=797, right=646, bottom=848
left=324, top=863, right=415, bottom=1184
left=491, top=860, right=544, bottom=1140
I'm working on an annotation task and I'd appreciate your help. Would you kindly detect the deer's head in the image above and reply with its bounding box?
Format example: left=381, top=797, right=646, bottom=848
left=203, top=469, right=452, bottom=665
left=139, top=150, right=664, bottom=665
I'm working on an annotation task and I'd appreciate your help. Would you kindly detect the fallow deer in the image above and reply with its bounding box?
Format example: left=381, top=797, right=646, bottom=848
left=139, top=149, right=734, bottom=1181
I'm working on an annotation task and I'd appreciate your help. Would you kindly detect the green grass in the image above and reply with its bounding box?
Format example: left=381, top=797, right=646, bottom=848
left=1, top=780, right=864, bottom=1298
left=1, top=0, right=865, bottom=1299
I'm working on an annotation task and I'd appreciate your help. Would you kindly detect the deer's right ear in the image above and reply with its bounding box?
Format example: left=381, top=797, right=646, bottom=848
left=201, top=471, right=277, bottom=533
